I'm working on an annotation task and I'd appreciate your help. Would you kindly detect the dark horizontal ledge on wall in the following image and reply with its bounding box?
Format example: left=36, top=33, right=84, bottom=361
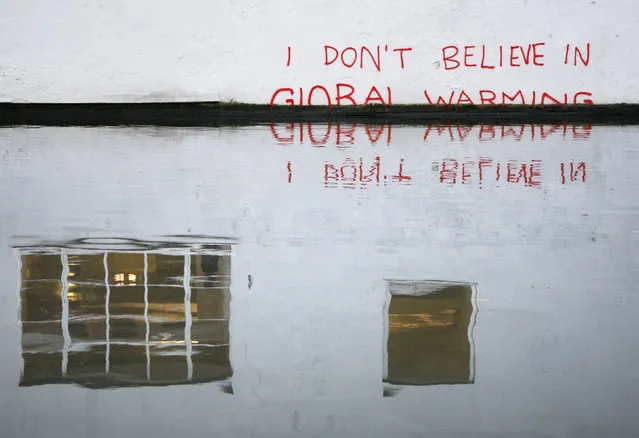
left=1, top=102, right=639, bottom=126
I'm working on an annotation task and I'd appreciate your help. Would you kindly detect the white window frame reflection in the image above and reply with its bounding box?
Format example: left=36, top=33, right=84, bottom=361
left=17, top=242, right=232, bottom=387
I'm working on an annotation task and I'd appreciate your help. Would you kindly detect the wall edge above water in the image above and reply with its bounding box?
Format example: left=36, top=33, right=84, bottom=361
left=1, top=103, right=639, bottom=127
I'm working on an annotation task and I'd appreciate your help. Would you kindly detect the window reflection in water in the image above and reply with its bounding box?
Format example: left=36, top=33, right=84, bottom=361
left=17, top=240, right=232, bottom=389
left=384, top=280, right=477, bottom=390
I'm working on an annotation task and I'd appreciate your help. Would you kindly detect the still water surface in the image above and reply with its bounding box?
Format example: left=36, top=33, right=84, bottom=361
left=0, top=123, right=638, bottom=438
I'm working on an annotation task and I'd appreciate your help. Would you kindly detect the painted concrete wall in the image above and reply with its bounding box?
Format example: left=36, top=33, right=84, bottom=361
left=1, top=0, right=638, bottom=104
left=1, top=125, right=638, bottom=437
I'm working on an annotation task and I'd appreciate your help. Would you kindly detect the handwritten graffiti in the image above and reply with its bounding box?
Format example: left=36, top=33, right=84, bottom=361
left=271, top=42, right=594, bottom=106
left=441, top=43, right=547, bottom=70
left=423, top=90, right=593, bottom=107
left=564, top=43, right=591, bottom=66
left=270, top=84, right=392, bottom=107
left=324, top=45, right=413, bottom=71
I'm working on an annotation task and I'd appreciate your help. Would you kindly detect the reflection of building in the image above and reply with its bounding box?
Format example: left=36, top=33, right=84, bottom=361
left=383, top=280, right=477, bottom=388
left=17, top=238, right=232, bottom=389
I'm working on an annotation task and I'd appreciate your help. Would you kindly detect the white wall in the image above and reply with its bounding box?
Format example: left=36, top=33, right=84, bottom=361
left=1, top=125, right=639, bottom=437
left=1, top=0, right=638, bottom=104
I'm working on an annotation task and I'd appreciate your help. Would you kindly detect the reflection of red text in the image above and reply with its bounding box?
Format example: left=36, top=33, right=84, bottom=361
left=560, top=162, right=586, bottom=183
left=506, top=160, right=542, bottom=187
left=271, top=123, right=593, bottom=147
left=271, top=123, right=392, bottom=146
left=440, top=158, right=458, bottom=184
left=423, top=123, right=592, bottom=142
left=439, top=158, right=542, bottom=188
left=392, top=158, right=411, bottom=183
left=324, top=157, right=410, bottom=189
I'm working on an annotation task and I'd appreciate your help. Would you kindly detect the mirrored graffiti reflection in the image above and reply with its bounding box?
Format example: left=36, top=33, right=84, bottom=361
left=16, top=237, right=233, bottom=389
left=383, top=280, right=478, bottom=396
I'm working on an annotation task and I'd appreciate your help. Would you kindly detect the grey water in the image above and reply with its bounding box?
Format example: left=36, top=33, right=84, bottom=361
left=0, top=123, right=638, bottom=438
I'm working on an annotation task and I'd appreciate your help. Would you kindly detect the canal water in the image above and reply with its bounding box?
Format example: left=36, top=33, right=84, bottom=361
left=0, top=123, right=638, bottom=438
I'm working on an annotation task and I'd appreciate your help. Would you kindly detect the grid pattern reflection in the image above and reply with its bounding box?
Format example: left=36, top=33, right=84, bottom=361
left=17, top=240, right=232, bottom=389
